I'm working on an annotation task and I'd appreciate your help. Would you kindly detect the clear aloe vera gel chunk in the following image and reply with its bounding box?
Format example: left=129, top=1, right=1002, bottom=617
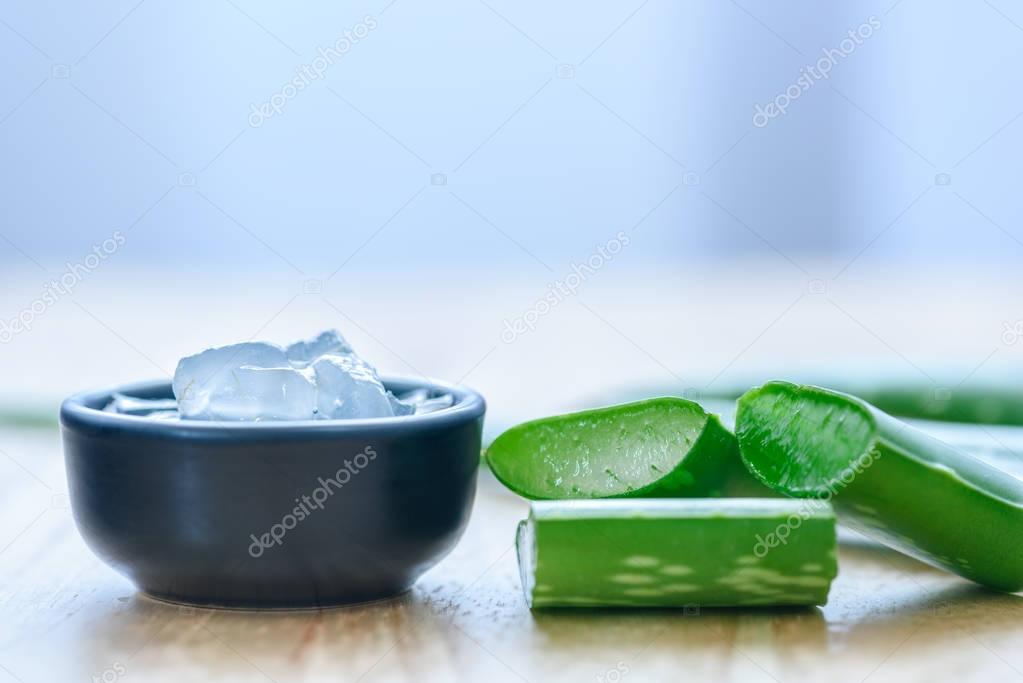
left=736, top=381, right=1023, bottom=592
left=487, top=398, right=741, bottom=499
left=517, top=499, right=838, bottom=608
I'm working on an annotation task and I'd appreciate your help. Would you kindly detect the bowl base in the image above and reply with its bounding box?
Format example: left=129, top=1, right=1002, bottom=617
left=138, top=586, right=412, bottom=611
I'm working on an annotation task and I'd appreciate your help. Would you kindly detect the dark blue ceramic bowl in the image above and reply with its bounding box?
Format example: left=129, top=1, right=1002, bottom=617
left=60, top=377, right=485, bottom=608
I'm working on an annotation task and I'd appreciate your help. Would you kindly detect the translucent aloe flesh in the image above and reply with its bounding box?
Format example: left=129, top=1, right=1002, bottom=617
left=736, top=381, right=1023, bottom=592
left=517, top=499, right=838, bottom=608
left=486, top=398, right=741, bottom=499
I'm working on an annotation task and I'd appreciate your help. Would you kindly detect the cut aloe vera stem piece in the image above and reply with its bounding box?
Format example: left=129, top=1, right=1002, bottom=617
left=622, top=374, right=1023, bottom=426
left=834, top=384, right=1023, bottom=427
left=487, top=398, right=742, bottom=499
left=517, top=499, right=838, bottom=608
left=736, top=381, right=1023, bottom=592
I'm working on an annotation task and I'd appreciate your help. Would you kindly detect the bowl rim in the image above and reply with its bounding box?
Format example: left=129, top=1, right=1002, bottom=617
left=60, top=375, right=485, bottom=438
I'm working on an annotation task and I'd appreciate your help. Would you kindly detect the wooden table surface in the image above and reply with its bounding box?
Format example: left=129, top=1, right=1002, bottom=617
left=1, top=426, right=1022, bottom=683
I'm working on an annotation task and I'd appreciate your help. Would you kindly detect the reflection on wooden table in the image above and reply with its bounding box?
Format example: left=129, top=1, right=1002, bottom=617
left=0, top=428, right=1021, bottom=683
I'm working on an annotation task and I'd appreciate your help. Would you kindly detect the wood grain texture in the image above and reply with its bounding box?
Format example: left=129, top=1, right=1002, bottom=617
left=1, top=428, right=1021, bottom=683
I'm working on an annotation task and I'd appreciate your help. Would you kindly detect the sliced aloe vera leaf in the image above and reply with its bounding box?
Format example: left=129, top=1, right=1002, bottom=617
left=486, top=397, right=741, bottom=499
left=517, top=499, right=838, bottom=608
left=736, top=381, right=1023, bottom=592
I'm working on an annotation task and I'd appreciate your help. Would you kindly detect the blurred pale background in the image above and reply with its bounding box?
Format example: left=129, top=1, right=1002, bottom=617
left=2, top=0, right=1022, bottom=431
